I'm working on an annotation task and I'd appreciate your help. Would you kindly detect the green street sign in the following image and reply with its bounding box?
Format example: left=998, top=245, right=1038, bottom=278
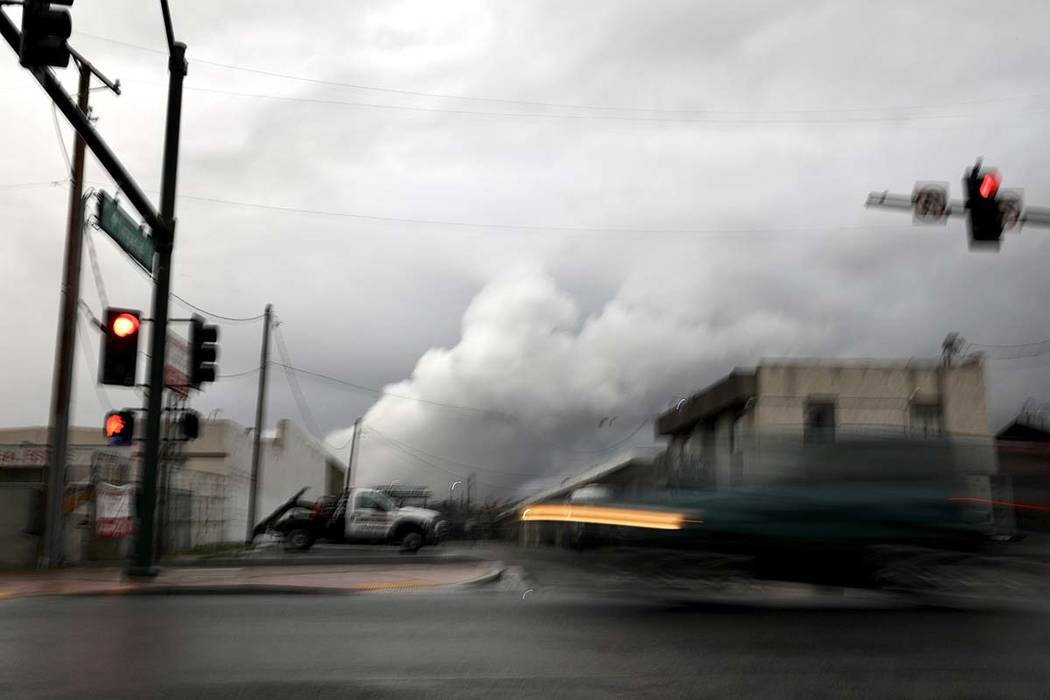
left=97, top=190, right=155, bottom=273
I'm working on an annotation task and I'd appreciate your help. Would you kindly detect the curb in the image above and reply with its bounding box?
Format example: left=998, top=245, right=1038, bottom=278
left=160, top=553, right=486, bottom=568
left=454, top=565, right=506, bottom=589
left=0, top=565, right=508, bottom=600
left=68, top=553, right=487, bottom=569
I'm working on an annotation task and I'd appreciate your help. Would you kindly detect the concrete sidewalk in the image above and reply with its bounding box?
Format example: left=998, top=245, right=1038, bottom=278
left=0, top=562, right=504, bottom=600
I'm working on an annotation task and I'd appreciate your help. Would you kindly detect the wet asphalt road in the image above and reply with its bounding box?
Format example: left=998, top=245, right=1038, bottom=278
left=4, top=586, right=1050, bottom=699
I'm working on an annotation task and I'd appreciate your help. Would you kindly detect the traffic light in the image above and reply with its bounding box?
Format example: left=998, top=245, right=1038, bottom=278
left=964, top=163, right=1004, bottom=248
left=104, top=410, right=135, bottom=446
left=100, top=308, right=141, bottom=386
left=179, top=410, right=200, bottom=440
left=19, top=0, right=73, bottom=69
left=189, top=316, right=219, bottom=388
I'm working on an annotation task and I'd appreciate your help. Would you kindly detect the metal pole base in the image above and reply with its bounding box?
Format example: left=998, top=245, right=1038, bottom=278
left=125, top=565, right=160, bottom=578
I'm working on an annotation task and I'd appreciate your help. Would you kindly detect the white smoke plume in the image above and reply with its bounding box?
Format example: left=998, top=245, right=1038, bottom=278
left=326, top=267, right=832, bottom=502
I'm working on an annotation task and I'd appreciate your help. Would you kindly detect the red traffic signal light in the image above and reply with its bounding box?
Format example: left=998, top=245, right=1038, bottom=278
left=104, top=412, right=125, bottom=437
left=979, top=171, right=1001, bottom=199
left=111, top=313, right=140, bottom=338
left=965, top=163, right=1005, bottom=248
left=103, top=410, right=135, bottom=445
left=100, top=308, right=141, bottom=386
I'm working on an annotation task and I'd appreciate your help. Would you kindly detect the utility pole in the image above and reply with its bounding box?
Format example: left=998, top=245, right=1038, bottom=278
left=345, top=417, right=362, bottom=490
left=42, top=54, right=118, bottom=568
left=246, top=304, right=272, bottom=542
left=129, top=1, right=185, bottom=577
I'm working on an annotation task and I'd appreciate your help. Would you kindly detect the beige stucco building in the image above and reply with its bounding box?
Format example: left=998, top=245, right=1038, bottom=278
left=656, top=358, right=996, bottom=491
left=0, top=418, right=345, bottom=567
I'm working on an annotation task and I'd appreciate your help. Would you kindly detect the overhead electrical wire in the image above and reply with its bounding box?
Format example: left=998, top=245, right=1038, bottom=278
left=218, top=367, right=261, bottom=379
left=89, top=171, right=903, bottom=238
left=0, top=179, right=68, bottom=191
left=75, top=30, right=1049, bottom=118
left=75, top=307, right=114, bottom=412
left=270, top=361, right=504, bottom=416
left=272, top=322, right=322, bottom=436
left=967, top=337, right=1050, bottom=350
left=168, top=82, right=1046, bottom=126
left=366, top=429, right=508, bottom=488
left=271, top=360, right=654, bottom=456
left=50, top=103, right=72, bottom=176
left=175, top=191, right=904, bottom=237
left=365, top=426, right=539, bottom=478
left=168, top=292, right=266, bottom=323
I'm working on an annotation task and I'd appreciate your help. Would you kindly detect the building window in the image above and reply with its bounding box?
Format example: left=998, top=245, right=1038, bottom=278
left=910, top=402, right=943, bottom=437
left=804, top=401, right=836, bottom=445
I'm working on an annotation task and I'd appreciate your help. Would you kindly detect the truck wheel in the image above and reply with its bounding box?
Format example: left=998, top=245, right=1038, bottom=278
left=400, top=530, right=424, bottom=553
left=285, top=528, right=315, bottom=552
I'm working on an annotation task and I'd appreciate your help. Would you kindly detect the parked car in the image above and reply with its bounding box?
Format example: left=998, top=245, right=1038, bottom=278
left=251, top=487, right=446, bottom=552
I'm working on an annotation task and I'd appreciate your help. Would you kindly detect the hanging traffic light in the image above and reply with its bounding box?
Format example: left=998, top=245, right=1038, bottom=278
left=100, top=308, right=141, bottom=386
left=104, top=410, right=135, bottom=446
left=189, top=316, right=219, bottom=388
left=964, top=163, right=1004, bottom=248
left=19, top=0, right=73, bottom=69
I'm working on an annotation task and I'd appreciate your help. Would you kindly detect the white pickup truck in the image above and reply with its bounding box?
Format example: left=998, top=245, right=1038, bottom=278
left=252, top=487, right=447, bottom=552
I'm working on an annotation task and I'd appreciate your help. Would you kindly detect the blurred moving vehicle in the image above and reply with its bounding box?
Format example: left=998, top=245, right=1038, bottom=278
left=251, top=487, right=446, bottom=552
left=528, top=479, right=995, bottom=587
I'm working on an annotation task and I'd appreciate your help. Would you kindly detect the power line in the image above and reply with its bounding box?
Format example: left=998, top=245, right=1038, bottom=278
left=271, top=361, right=503, bottom=416
left=981, top=349, right=1050, bottom=361
left=366, top=429, right=508, bottom=489
left=78, top=175, right=268, bottom=325
left=87, top=174, right=901, bottom=238
left=366, top=425, right=538, bottom=478
left=75, top=30, right=1049, bottom=118
left=967, top=337, right=1050, bottom=350
left=50, top=103, right=72, bottom=176
left=169, top=293, right=267, bottom=323
left=75, top=308, right=113, bottom=412
left=77, top=299, right=102, bottom=330
left=171, top=81, right=1044, bottom=126
left=218, top=367, right=260, bottom=379
left=272, top=359, right=653, bottom=456
left=272, top=322, right=321, bottom=436
left=0, top=179, right=68, bottom=191
left=176, top=190, right=904, bottom=237
left=83, top=213, right=110, bottom=309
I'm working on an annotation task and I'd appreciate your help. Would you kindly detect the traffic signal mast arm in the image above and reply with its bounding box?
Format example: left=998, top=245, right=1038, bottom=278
left=867, top=190, right=1050, bottom=228
left=865, top=191, right=968, bottom=218
left=1023, top=206, right=1050, bottom=228
left=0, top=8, right=165, bottom=239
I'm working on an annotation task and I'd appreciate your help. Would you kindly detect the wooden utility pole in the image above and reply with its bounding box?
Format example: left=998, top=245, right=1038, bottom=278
left=246, top=304, right=273, bottom=542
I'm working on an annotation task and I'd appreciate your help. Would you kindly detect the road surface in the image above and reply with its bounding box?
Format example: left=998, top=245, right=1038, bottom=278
left=4, top=587, right=1050, bottom=698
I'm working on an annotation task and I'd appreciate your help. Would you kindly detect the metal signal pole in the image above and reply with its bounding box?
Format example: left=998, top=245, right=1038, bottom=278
left=129, top=1, right=185, bottom=576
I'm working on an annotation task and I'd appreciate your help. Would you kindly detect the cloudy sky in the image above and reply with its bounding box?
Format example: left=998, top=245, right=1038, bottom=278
left=3, top=0, right=1050, bottom=500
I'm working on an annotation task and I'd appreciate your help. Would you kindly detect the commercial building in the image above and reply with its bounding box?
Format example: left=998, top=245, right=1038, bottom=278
left=513, top=357, right=1008, bottom=545
left=0, top=418, right=345, bottom=567
left=996, top=405, right=1050, bottom=531
left=656, top=358, right=996, bottom=490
